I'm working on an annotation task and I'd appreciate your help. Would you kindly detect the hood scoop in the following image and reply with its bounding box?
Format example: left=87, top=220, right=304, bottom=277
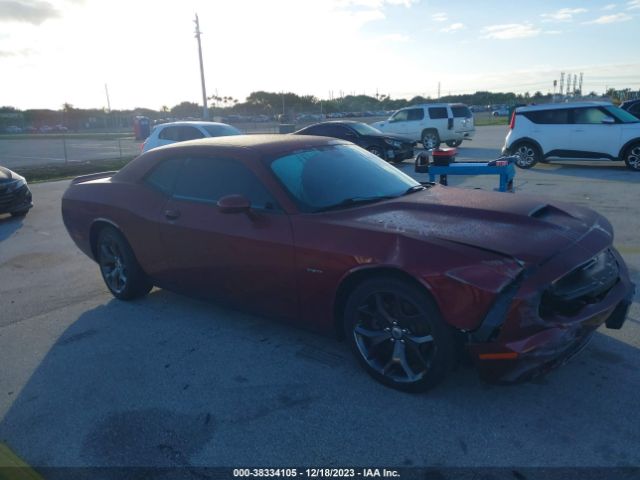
left=529, top=204, right=574, bottom=221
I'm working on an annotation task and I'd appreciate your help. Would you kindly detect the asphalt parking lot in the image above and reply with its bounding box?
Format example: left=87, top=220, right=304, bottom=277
left=0, top=126, right=639, bottom=473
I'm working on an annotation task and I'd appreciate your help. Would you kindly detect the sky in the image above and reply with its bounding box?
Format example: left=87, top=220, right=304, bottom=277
left=0, top=0, right=639, bottom=110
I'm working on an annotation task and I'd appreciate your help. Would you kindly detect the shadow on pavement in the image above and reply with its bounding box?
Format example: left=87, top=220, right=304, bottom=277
left=530, top=161, right=640, bottom=183
left=1, top=289, right=639, bottom=471
left=0, top=214, right=24, bottom=243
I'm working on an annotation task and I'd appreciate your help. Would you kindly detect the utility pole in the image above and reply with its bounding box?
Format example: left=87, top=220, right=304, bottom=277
left=437, top=81, right=441, bottom=100
left=194, top=14, right=209, bottom=120
left=104, top=84, right=111, bottom=112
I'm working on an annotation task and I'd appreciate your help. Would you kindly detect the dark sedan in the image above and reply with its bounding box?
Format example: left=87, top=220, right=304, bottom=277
left=61, top=135, right=634, bottom=392
left=294, top=121, right=415, bottom=163
left=0, top=166, right=32, bottom=217
left=621, top=99, right=640, bottom=119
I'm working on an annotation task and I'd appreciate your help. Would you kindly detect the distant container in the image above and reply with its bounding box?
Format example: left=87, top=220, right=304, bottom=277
left=133, top=116, right=151, bottom=140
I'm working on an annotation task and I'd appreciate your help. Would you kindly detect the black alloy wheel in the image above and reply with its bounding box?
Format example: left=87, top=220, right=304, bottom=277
left=344, top=277, right=456, bottom=392
left=97, top=226, right=152, bottom=300
left=623, top=142, right=640, bottom=171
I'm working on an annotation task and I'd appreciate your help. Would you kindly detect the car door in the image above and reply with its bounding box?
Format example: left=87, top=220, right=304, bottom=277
left=521, top=108, right=573, bottom=155
left=381, top=109, right=410, bottom=137
left=570, top=107, right=623, bottom=158
left=157, top=155, right=298, bottom=320
left=404, top=108, right=427, bottom=140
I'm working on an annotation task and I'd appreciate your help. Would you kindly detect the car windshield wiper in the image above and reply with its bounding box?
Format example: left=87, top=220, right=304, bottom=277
left=403, top=184, right=428, bottom=195
left=314, top=195, right=396, bottom=213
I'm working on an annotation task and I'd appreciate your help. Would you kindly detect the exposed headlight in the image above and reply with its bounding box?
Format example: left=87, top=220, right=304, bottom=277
left=384, top=139, right=401, bottom=147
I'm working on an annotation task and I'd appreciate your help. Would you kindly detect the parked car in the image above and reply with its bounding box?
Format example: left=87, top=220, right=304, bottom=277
left=142, top=121, right=242, bottom=152
left=492, top=107, right=510, bottom=117
left=0, top=166, right=33, bottom=217
left=620, top=99, right=640, bottom=119
left=293, top=120, right=415, bottom=163
left=372, top=103, right=475, bottom=149
left=502, top=102, right=640, bottom=171
left=61, top=135, right=634, bottom=392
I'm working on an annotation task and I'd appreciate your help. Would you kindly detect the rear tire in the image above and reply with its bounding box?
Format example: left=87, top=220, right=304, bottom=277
left=421, top=130, right=441, bottom=150
left=513, top=141, right=541, bottom=169
left=96, top=226, right=152, bottom=300
left=623, top=142, right=640, bottom=171
left=343, top=277, right=457, bottom=392
left=445, top=140, right=462, bottom=148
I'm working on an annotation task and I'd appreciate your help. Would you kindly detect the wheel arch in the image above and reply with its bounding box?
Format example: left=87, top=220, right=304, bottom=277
left=618, top=138, right=640, bottom=160
left=89, top=218, right=125, bottom=261
left=332, top=266, right=436, bottom=339
left=509, top=137, right=544, bottom=156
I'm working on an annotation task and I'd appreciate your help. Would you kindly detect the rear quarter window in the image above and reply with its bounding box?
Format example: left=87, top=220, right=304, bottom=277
left=451, top=106, right=472, bottom=118
left=158, top=126, right=181, bottom=141
left=144, top=158, right=183, bottom=194
left=428, top=107, right=448, bottom=119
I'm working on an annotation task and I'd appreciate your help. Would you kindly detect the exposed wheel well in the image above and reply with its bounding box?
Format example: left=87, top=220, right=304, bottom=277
left=89, top=220, right=120, bottom=260
left=333, top=267, right=434, bottom=339
left=421, top=128, right=438, bottom=137
left=619, top=138, right=640, bottom=160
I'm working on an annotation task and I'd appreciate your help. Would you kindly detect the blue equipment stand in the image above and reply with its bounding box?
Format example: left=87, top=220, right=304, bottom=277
left=428, top=162, right=516, bottom=192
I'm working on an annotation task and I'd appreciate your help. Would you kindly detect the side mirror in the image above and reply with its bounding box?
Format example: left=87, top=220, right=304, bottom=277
left=601, top=116, right=616, bottom=125
left=217, top=194, right=251, bottom=214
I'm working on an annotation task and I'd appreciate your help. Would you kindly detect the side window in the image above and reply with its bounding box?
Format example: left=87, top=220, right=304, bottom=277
left=407, top=108, right=425, bottom=121
left=144, top=158, right=183, bottom=195
left=180, top=126, right=205, bottom=141
left=524, top=109, right=570, bottom=124
left=629, top=103, right=640, bottom=116
left=428, top=107, right=448, bottom=119
left=390, top=110, right=409, bottom=122
left=573, top=108, right=612, bottom=124
left=173, top=157, right=280, bottom=211
left=158, top=126, right=181, bottom=141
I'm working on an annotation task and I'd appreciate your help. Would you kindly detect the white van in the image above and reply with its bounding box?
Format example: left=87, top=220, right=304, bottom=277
left=371, top=103, right=475, bottom=149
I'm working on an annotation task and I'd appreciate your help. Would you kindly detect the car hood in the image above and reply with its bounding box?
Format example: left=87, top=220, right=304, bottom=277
left=320, top=186, right=611, bottom=266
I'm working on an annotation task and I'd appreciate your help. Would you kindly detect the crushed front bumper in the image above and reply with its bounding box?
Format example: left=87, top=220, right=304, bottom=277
left=468, top=250, right=635, bottom=384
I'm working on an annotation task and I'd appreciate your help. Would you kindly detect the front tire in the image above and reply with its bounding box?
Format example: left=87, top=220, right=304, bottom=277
left=421, top=130, right=441, bottom=150
left=343, top=277, right=457, bottom=392
left=367, top=145, right=385, bottom=160
left=513, top=141, right=541, bottom=169
left=623, top=142, right=640, bottom=171
left=96, top=226, right=152, bottom=300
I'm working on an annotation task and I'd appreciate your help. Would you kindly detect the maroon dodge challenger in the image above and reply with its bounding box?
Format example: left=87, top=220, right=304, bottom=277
left=62, top=135, right=635, bottom=391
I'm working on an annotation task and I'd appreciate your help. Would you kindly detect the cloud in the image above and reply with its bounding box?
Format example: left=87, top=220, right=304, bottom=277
left=602, top=3, right=617, bottom=10
left=584, top=12, right=632, bottom=23
left=481, top=23, right=541, bottom=39
left=441, top=22, right=465, bottom=33
left=0, top=0, right=59, bottom=24
left=541, top=7, right=587, bottom=22
left=380, top=33, right=409, bottom=42
left=431, top=12, right=447, bottom=22
left=0, top=48, right=34, bottom=57
left=335, top=0, right=418, bottom=8
left=628, top=0, right=640, bottom=9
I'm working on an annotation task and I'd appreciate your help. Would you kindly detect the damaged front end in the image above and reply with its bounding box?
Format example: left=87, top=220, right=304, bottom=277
left=467, top=246, right=635, bottom=383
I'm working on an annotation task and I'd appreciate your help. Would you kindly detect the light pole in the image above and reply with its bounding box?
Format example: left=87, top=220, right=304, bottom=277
left=194, top=14, right=209, bottom=120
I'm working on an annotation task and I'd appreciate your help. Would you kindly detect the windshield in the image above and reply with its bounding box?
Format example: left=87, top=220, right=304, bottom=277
left=202, top=124, right=243, bottom=136
left=268, top=144, right=420, bottom=213
left=604, top=106, right=639, bottom=123
left=350, top=122, right=383, bottom=136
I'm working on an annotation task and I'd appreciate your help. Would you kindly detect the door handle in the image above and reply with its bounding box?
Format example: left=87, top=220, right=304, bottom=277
left=164, top=209, right=181, bottom=220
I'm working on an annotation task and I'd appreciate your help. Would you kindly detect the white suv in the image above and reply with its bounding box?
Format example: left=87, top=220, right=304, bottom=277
left=503, top=102, right=640, bottom=171
left=371, top=103, right=475, bottom=149
left=142, top=121, right=242, bottom=153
